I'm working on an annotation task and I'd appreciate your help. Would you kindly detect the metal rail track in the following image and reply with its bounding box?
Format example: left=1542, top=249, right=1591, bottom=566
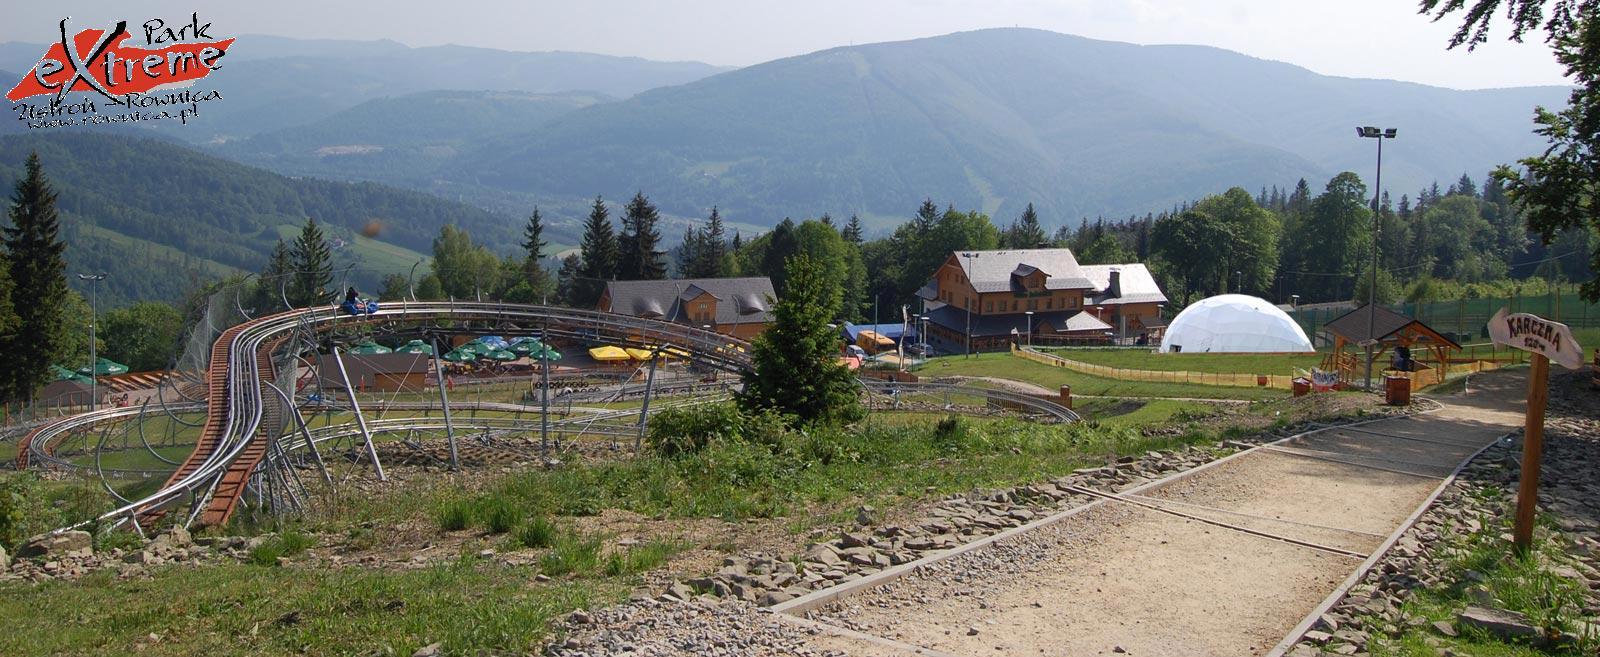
left=37, top=301, right=1074, bottom=533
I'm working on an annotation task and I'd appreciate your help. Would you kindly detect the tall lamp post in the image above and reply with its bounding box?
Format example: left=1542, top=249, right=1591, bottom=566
left=1357, top=126, right=1397, bottom=391
left=959, top=252, right=976, bottom=358
left=1024, top=310, right=1034, bottom=349
left=76, top=273, right=106, bottom=410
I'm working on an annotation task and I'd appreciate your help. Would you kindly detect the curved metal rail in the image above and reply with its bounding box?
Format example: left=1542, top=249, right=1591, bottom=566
left=74, top=301, right=753, bottom=531
left=39, top=300, right=1075, bottom=532
left=859, top=380, right=1081, bottom=422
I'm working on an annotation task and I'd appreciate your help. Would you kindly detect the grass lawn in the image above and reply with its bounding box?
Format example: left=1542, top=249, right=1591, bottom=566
left=1041, top=347, right=1325, bottom=375
left=0, top=559, right=612, bottom=657
left=917, top=352, right=1288, bottom=401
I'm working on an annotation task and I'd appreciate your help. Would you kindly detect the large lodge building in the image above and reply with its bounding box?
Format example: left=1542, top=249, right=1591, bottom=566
left=918, top=248, right=1167, bottom=352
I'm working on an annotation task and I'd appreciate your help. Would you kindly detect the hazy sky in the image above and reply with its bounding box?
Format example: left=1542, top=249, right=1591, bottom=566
left=1, top=0, right=1567, bottom=89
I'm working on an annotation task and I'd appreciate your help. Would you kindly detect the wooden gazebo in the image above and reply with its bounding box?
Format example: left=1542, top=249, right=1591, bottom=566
left=1319, top=304, right=1461, bottom=388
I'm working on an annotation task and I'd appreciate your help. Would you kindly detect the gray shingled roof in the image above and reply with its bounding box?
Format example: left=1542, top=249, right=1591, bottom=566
left=604, top=277, right=775, bottom=326
left=952, top=249, right=1095, bottom=292
left=1081, top=264, right=1169, bottom=306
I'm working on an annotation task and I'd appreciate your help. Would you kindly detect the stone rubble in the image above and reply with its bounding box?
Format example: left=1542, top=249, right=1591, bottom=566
left=544, top=599, right=844, bottom=657
left=1285, top=372, right=1600, bottom=656
left=0, top=527, right=292, bottom=583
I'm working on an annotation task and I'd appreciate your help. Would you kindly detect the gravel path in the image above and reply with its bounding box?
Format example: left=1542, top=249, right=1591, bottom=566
left=802, top=371, right=1525, bottom=656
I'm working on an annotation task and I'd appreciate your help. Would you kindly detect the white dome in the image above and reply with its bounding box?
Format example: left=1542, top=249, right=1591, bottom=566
left=1159, top=294, right=1313, bottom=353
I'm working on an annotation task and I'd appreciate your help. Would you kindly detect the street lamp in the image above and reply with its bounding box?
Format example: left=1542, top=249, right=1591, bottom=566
left=76, top=273, right=106, bottom=411
left=1024, top=310, right=1034, bottom=349
left=958, top=252, right=976, bottom=358
left=1235, top=271, right=1243, bottom=294
left=1357, top=125, right=1397, bottom=391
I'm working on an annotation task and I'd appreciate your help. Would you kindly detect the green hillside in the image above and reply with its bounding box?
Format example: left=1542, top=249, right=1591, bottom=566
left=0, top=132, right=533, bottom=305
left=221, top=90, right=610, bottom=185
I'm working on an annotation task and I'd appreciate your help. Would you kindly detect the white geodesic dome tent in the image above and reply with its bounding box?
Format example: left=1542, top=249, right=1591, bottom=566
left=1159, top=294, right=1314, bottom=353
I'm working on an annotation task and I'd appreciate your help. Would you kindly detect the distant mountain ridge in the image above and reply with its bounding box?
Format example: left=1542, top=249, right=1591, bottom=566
left=0, top=36, right=731, bottom=142
left=454, top=28, right=1566, bottom=228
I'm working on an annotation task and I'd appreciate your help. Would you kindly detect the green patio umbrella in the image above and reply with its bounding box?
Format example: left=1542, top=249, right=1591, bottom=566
left=482, top=348, right=518, bottom=362
left=442, top=348, right=476, bottom=363
left=395, top=339, right=434, bottom=355
left=348, top=340, right=392, bottom=355
left=76, top=358, right=128, bottom=377
left=51, top=364, right=92, bottom=383
left=457, top=340, right=491, bottom=355
left=530, top=346, right=563, bottom=362
left=508, top=337, right=540, bottom=355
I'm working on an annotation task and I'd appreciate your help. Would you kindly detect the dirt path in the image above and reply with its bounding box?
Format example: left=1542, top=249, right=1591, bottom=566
left=799, top=370, right=1527, bottom=657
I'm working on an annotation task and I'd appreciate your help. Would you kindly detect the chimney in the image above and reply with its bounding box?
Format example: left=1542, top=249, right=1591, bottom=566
left=1108, top=268, right=1122, bottom=299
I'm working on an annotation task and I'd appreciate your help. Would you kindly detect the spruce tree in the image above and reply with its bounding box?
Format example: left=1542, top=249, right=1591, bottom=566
left=555, top=254, right=583, bottom=306
left=696, top=206, right=727, bottom=277
left=575, top=196, right=617, bottom=306
left=675, top=225, right=700, bottom=277
left=841, top=214, right=864, bottom=245
left=520, top=206, right=552, bottom=298
left=914, top=199, right=939, bottom=234
left=1009, top=203, right=1048, bottom=248
left=3, top=153, right=67, bottom=402
left=254, top=238, right=292, bottom=311
left=739, top=253, right=863, bottom=426
left=288, top=217, right=333, bottom=307
left=617, top=191, right=666, bottom=280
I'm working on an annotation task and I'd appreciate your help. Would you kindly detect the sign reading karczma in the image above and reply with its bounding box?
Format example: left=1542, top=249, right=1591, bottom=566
left=1488, top=308, right=1585, bottom=370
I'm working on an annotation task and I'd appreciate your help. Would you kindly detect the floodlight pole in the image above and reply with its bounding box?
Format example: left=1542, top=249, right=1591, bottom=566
left=1357, top=126, right=1396, bottom=391
left=1025, top=311, right=1034, bottom=349
left=76, top=273, right=106, bottom=410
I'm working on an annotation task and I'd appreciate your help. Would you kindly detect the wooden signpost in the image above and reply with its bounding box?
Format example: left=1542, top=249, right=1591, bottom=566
left=1487, top=308, right=1585, bottom=554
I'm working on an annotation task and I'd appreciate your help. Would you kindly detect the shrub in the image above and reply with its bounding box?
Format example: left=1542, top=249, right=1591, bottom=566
left=435, top=500, right=473, bottom=531
left=645, top=403, right=745, bottom=457
left=0, top=475, right=29, bottom=550
left=516, top=517, right=556, bottom=548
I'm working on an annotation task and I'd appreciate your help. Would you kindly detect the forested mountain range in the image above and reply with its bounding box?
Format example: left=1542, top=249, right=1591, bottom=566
left=457, top=28, right=1566, bottom=230
left=216, top=90, right=612, bottom=186
left=0, top=36, right=729, bottom=143
left=0, top=132, right=556, bottom=305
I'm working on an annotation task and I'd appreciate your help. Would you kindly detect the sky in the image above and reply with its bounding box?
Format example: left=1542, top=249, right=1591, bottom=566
left=0, top=0, right=1568, bottom=90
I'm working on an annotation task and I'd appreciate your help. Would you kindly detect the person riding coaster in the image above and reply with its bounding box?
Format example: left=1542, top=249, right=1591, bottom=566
left=339, top=286, right=379, bottom=315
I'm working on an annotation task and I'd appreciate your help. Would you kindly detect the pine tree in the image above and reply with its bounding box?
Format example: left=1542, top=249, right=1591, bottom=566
left=738, top=253, right=863, bottom=426
left=617, top=191, right=666, bottom=280
left=555, top=254, right=583, bottom=306
left=1007, top=203, right=1048, bottom=248
left=819, top=213, right=834, bottom=227
left=253, top=238, right=292, bottom=311
left=914, top=199, right=939, bottom=234
left=695, top=206, right=728, bottom=278
left=3, top=153, right=67, bottom=402
left=675, top=225, right=700, bottom=277
left=288, top=217, right=332, bottom=307
left=519, top=206, right=552, bottom=298
left=841, top=214, right=864, bottom=244
left=575, top=196, right=618, bottom=306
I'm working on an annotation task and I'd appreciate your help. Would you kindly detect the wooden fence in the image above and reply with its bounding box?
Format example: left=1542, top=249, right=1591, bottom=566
left=1010, top=345, right=1296, bottom=390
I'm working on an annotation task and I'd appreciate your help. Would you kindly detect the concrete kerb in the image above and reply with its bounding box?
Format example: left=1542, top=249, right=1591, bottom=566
left=771, top=407, right=1439, bottom=618
left=1263, top=427, right=1512, bottom=657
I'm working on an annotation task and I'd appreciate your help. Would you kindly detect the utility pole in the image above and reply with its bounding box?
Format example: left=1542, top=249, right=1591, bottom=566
left=76, top=273, right=106, bottom=410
